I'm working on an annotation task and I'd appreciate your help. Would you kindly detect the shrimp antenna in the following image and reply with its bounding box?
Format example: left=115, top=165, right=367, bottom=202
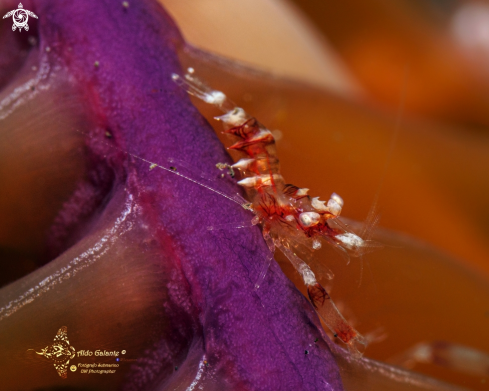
left=357, top=64, right=410, bottom=288
left=72, top=128, right=252, bottom=211
left=372, top=64, right=410, bottom=209
left=171, top=67, right=235, bottom=112
left=363, top=64, right=410, bottom=238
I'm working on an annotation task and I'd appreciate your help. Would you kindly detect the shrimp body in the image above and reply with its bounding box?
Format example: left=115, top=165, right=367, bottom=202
left=173, top=69, right=369, bottom=356
left=218, top=108, right=350, bottom=245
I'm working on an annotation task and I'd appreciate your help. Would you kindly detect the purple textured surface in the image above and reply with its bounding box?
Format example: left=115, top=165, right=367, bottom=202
left=1, top=0, right=344, bottom=389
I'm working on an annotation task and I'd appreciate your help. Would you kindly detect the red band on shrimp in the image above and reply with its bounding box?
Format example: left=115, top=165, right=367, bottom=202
left=307, top=283, right=330, bottom=310
left=173, top=68, right=375, bottom=358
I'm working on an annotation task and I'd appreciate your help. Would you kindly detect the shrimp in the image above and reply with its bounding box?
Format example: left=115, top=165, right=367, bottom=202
left=172, top=68, right=380, bottom=357
left=388, top=341, right=489, bottom=378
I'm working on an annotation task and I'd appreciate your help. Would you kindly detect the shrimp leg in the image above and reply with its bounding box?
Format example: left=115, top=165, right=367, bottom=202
left=275, top=239, right=367, bottom=357
left=388, top=341, right=489, bottom=377
left=253, top=229, right=275, bottom=290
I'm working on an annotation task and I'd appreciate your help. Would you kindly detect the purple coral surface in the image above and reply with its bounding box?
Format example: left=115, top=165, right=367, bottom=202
left=0, top=0, right=344, bottom=389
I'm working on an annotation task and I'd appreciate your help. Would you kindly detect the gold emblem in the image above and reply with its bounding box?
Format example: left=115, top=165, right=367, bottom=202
left=30, top=326, right=76, bottom=378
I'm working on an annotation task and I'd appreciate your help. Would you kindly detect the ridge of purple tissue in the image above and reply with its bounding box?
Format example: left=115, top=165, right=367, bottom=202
left=13, top=0, right=344, bottom=389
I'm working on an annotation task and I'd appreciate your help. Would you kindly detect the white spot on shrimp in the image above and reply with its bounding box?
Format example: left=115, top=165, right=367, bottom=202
left=326, top=198, right=342, bottom=216
left=296, top=188, right=309, bottom=197
left=215, top=107, right=247, bottom=126
left=331, top=192, right=344, bottom=207
left=237, top=177, right=257, bottom=188
left=300, top=265, right=317, bottom=286
left=299, top=212, right=320, bottom=228
left=231, top=158, right=254, bottom=170
left=248, top=128, right=273, bottom=142
left=312, top=239, right=322, bottom=250
left=311, top=197, right=328, bottom=213
left=335, top=232, right=364, bottom=250
left=204, top=90, right=226, bottom=106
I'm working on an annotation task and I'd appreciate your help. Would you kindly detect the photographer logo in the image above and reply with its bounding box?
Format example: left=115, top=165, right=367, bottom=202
left=2, top=3, right=38, bottom=32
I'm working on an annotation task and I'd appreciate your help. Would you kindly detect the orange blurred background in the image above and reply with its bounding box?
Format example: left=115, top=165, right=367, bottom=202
left=161, top=1, right=489, bottom=389
left=162, top=0, right=489, bottom=277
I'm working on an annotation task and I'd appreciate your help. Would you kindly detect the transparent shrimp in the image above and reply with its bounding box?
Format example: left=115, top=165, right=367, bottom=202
left=77, top=70, right=376, bottom=357
left=172, top=68, right=377, bottom=357
left=388, top=341, right=489, bottom=378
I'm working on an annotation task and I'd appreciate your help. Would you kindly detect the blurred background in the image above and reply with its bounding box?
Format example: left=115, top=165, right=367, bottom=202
left=159, top=0, right=489, bottom=389
left=161, top=0, right=489, bottom=277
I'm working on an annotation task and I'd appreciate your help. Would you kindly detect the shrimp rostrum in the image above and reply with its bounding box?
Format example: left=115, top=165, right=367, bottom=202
left=172, top=69, right=377, bottom=357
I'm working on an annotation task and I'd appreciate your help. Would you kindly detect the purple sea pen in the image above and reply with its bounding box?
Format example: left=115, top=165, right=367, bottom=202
left=0, top=0, right=343, bottom=389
